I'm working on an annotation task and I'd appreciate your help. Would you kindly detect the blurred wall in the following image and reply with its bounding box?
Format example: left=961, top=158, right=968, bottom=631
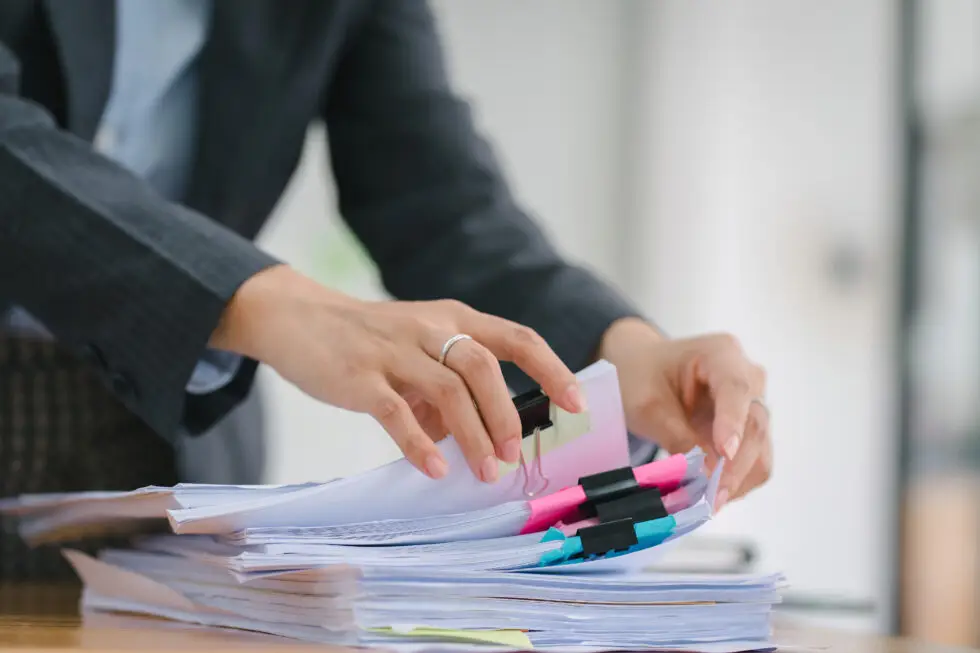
left=254, top=0, right=901, bottom=635
left=627, top=1, right=901, bottom=633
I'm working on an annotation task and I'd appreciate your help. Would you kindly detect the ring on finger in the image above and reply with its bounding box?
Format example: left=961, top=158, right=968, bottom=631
left=749, top=396, right=769, bottom=418
left=439, top=334, right=473, bottom=365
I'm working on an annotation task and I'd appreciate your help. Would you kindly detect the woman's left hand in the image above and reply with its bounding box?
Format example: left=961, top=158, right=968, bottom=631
left=597, top=317, right=772, bottom=511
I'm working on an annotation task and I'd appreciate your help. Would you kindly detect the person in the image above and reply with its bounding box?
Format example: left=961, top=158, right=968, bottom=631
left=0, top=0, right=772, bottom=580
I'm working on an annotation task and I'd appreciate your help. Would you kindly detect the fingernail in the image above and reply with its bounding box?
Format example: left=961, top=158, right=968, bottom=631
left=715, top=488, right=729, bottom=512
left=425, top=455, right=448, bottom=480
left=564, top=384, right=587, bottom=412
left=724, top=432, right=741, bottom=459
left=480, top=456, right=499, bottom=483
left=502, top=438, right=522, bottom=464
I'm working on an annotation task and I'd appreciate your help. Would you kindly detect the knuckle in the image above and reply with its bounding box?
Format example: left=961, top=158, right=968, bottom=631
left=455, top=345, right=496, bottom=375
left=344, top=341, right=379, bottom=368
left=333, top=361, right=365, bottom=389
left=507, top=325, right=542, bottom=355
left=724, top=375, right=752, bottom=396
left=402, top=313, right=432, bottom=335
left=400, top=438, right=428, bottom=463
left=397, top=313, right=439, bottom=341
left=435, top=298, right=469, bottom=317
left=372, top=393, right=403, bottom=422
left=713, top=332, right=743, bottom=353
left=753, top=363, right=768, bottom=387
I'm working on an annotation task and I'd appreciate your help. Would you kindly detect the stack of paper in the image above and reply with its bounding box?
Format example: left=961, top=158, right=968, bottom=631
left=1, top=361, right=785, bottom=652
left=66, top=547, right=782, bottom=651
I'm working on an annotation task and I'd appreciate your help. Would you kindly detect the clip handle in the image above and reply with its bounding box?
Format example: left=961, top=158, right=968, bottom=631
left=579, top=466, right=639, bottom=513
left=594, top=487, right=667, bottom=524
left=512, top=388, right=552, bottom=438
left=577, top=518, right=638, bottom=558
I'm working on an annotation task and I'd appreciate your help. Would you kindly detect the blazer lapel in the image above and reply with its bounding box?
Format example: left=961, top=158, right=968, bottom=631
left=43, top=0, right=115, bottom=140
left=184, top=0, right=308, bottom=222
left=183, top=0, right=261, bottom=219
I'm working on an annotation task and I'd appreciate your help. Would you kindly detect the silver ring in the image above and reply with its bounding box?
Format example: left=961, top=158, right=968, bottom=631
left=438, top=334, right=473, bottom=365
left=750, top=397, right=769, bottom=418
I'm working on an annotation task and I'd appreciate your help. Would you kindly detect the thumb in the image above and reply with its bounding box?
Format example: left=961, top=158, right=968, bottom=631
left=633, top=390, right=702, bottom=455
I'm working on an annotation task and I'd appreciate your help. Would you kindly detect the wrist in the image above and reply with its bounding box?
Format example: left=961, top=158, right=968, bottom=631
left=597, top=316, right=666, bottom=364
left=209, top=264, right=355, bottom=361
left=209, top=265, right=280, bottom=358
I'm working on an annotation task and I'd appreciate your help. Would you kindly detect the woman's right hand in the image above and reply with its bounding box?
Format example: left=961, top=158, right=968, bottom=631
left=210, top=264, right=586, bottom=482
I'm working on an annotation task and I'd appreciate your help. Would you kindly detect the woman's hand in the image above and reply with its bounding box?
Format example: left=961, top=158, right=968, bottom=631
left=598, top=317, right=772, bottom=510
left=211, top=264, right=586, bottom=482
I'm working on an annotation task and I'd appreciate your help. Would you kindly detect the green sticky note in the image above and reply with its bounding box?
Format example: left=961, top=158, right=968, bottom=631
left=368, top=626, right=534, bottom=650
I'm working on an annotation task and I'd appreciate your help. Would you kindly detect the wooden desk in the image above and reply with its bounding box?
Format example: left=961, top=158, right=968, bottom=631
left=0, top=584, right=973, bottom=653
left=0, top=584, right=342, bottom=652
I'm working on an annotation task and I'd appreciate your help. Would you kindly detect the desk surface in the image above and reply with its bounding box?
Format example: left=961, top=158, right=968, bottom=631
left=0, top=584, right=344, bottom=652
left=0, top=584, right=971, bottom=653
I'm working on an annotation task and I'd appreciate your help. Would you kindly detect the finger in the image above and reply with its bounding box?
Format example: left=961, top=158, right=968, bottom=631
left=403, top=392, right=449, bottom=443
left=733, top=424, right=773, bottom=500
left=466, top=314, right=584, bottom=414
left=358, top=377, right=448, bottom=480
left=440, top=337, right=522, bottom=464
left=700, top=357, right=755, bottom=460
left=393, top=356, right=499, bottom=483
left=716, top=401, right=769, bottom=510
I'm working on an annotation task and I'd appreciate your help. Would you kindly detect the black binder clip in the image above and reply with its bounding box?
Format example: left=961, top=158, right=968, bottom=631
left=577, top=467, right=668, bottom=523
left=510, top=387, right=593, bottom=498
left=594, top=487, right=668, bottom=523
left=579, top=467, right=640, bottom=506
left=512, top=389, right=552, bottom=497
left=512, top=388, right=552, bottom=438
left=577, top=518, right=638, bottom=558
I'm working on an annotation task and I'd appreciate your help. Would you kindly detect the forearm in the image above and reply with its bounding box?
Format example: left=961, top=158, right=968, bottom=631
left=0, top=87, right=278, bottom=439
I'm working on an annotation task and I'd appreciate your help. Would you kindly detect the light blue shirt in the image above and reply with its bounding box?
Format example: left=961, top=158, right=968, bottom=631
left=3, top=0, right=240, bottom=396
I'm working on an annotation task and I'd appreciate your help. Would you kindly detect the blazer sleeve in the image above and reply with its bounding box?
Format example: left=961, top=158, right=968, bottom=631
left=0, top=42, right=279, bottom=442
left=323, top=0, right=643, bottom=392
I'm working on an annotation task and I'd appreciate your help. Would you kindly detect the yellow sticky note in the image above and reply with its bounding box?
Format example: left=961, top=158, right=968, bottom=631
left=368, top=626, right=534, bottom=650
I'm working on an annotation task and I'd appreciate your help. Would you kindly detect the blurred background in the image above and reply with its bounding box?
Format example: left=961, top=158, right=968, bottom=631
left=225, top=0, right=977, bottom=646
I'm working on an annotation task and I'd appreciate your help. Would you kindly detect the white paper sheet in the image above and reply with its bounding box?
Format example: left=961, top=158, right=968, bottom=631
left=167, top=360, right=630, bottom=534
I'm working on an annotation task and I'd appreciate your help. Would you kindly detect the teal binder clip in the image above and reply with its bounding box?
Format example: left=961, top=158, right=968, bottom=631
left=538, top=514, right=677, bottom=567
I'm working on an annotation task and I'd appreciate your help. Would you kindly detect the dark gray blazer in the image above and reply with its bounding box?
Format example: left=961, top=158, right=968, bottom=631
left=0, top=0, right=640, bottom=477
